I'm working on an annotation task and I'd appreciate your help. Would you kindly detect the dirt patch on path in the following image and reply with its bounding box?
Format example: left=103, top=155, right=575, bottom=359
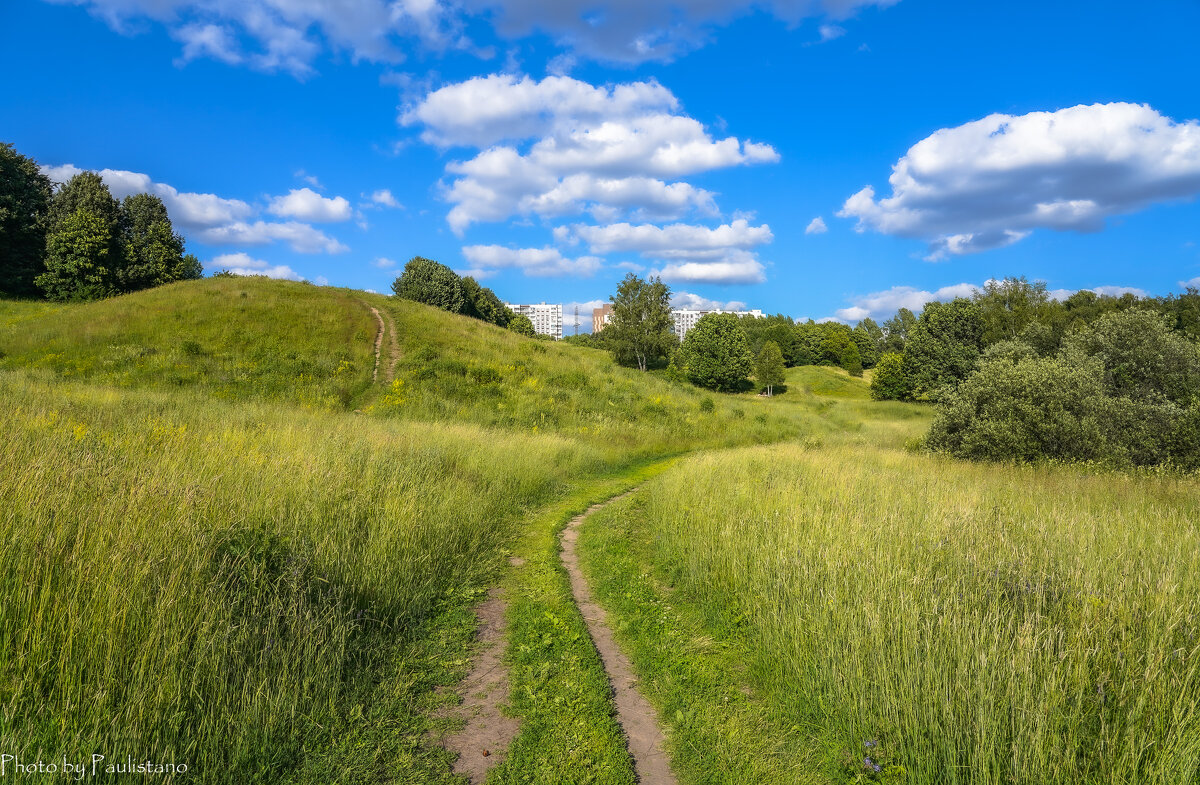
left=378, top=306, right=400, bottom=383
left=561, top=492, right=679, bottom=785
left=366, top=305, right=385, bottom=383
left=436, top=587, right=519, bottom=783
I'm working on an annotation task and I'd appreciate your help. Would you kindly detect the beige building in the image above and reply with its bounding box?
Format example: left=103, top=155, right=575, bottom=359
left=592, top=303, right=613, bottom=333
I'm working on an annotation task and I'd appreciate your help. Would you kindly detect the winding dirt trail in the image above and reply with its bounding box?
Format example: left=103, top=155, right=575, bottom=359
left=436, top=587, right=519, bottom=784
left=561, top=491, right=679, bottom=785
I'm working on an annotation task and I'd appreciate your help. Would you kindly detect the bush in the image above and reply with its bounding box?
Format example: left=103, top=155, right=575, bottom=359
left=927, top=309, right=1200, bottom=469
left=870, top=352, right=909, bottom=400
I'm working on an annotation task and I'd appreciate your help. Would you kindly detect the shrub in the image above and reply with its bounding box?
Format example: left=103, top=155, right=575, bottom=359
left=870, top=352, right=909, bottom=400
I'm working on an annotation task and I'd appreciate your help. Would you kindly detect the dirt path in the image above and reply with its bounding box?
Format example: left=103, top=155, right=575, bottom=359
left=561, top=492, right=679, bottom=785
left=379, top=306, right=400, bottom=383
left=436, top=587, right=519, bottom=784
left=367, top=305, right=385, bottom=383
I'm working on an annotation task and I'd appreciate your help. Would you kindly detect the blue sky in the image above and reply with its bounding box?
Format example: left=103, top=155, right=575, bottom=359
left=3, top=0, right=1199, bottom=329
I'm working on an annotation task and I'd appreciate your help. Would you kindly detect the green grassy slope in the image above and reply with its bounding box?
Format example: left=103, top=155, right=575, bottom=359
left=0, top=278, right=859, bottom=784
left=580, top=413, right=1200, bottom=784
left=0, top=278, right=806, bottom=458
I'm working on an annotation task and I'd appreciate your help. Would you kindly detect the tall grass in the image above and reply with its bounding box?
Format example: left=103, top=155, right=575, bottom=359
left=0, top=372, right=603, bottom=781
left=607, top=445, right=1200, bottom=784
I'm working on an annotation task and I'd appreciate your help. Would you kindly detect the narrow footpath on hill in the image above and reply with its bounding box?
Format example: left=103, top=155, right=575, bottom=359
left=560, top=491, right=679, bottom=785
left=437, top=482, right=678, bottom=784
left=367, top=305, right=385, bottom=382
left=364, top=302, right=400, bottom=384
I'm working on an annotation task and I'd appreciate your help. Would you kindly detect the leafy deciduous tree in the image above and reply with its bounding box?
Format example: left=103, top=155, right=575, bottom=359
left=869, top=352, right=910, bottom=400
left=391, top=256, right=466, bottom=313
left=903, top=298, right=984, bottom=401
left=36, top=209, right=116, bottom=301
left=679, top=312, right=753, bottom=391
left=508, top=313, right=535, bottom=337
left=0, top=142, right=53, bottom=297
left=607, top=273, right=674, bottom=371
left=755, top=340, right=786, bottom=396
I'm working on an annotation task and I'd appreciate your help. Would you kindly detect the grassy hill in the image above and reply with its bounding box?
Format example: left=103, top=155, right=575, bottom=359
left=8, top=278, right=1190, bottom=785
left=0, top=277, right=861, bottom=783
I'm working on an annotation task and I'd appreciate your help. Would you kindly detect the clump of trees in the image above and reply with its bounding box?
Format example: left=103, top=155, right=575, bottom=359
left=390, top=256, right=517, bottom=331
left=0, top=142, right=201, bottom=301
left=928, top=309, right=1200, bottom=469
left=869, top=277, right=1200, bottom=404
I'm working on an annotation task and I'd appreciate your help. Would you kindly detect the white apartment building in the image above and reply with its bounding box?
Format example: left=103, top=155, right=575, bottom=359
left=504, top=302, right=563, bottom=340
left=671, top=308, right=764, bottom=341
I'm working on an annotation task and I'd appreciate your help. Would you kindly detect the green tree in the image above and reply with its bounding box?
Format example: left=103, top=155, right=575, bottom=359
left=903, top=299, right=984, bottom=401
left=792, top=320, right=824, bottom=365
left=818, top=323, right=853, bottom=365
left=460, top=276, right=513, bottom=327
left=607, top=273, right=674, bottom=371
left=741, top=313, right=797, bottom=364
left=882, top=308, right=917, bottom=353
left=842, top=340, right=863, bottom=377
left=508, top=313, right=536, bottom=337
left=851, top=322, right=879, bottom=368
left=49, top=171, right=120, bottom=234
left=0, top=142, right=53, bottom=297
left=391, top=256, right=466, bottom=313
left=679, top=312, right=753, bottom=391
left=856, top=317, right=885, bottom=363
left=1063, top=308, right=1200, bottom=406
left=973, top=276, right=1051, bottom=346
left=117, top=193, right=199, bottom=291
left=755, top=340, right=786, bottom=396
left=36, top=209, right=116, bottom=301
left=870, top=352, right=910, bottom=400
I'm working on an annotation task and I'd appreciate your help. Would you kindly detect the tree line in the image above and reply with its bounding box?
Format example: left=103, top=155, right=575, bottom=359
left=0, top=142, right=201, bottom=301
left=581, top=273, right=1200, bottom=468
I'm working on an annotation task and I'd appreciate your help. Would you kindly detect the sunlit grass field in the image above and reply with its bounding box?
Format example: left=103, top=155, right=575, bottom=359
left=582, top=439, right=1200, bottom=784
left=6, top=277, right=1194, bottom=783
left=0, top=278, right=840, bottom=782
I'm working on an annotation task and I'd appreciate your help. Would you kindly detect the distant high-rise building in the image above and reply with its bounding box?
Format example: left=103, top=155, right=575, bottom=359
left=670, top=308, right=764, bottom=341
left=504, top=302, right=563, bottom=340
left=592, top=303, right=614, bottom=333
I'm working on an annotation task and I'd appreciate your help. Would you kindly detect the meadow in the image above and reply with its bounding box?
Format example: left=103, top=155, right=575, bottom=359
left=0, top=279, right=820, bottom=782
left=2, top=278, right=1196, bottom=784
left=580, top=384, right=1200, bottom=784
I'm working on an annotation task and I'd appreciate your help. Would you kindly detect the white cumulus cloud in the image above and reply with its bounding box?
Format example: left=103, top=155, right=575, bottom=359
left=805, top=216, right=828, bottom=235
left=370, top=189, right=402, bottom=208
left=62, top=0, right=900, bottom=74
left=461, top=245, right=604, bottom=276
left=833, top=282, right=981, bottom=322
left=457, top=0, right=899, bottom=63
left=839, top=102, right=1200, bottom=260
left=195, top=221, right=349, bottom=254
left=562, top=219, right=772, bottom=284
left=206, top=252, right=302, bottom=281
left=42, top=163, right=253, bottom=229
left=403, top=74, right=778, bottom=233
left=267, top=187, right=353, bottom=222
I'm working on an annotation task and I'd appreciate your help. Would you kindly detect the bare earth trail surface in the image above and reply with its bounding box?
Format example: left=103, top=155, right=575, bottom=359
left=436, top=587, right=520, bottom=784
left=362, top=302, right=400, bottom=384
left=379, top=306, right=400, bottom=382
left=562, top=491, right=680, bottom=785
left=366, top=305, right=385, bottom=383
